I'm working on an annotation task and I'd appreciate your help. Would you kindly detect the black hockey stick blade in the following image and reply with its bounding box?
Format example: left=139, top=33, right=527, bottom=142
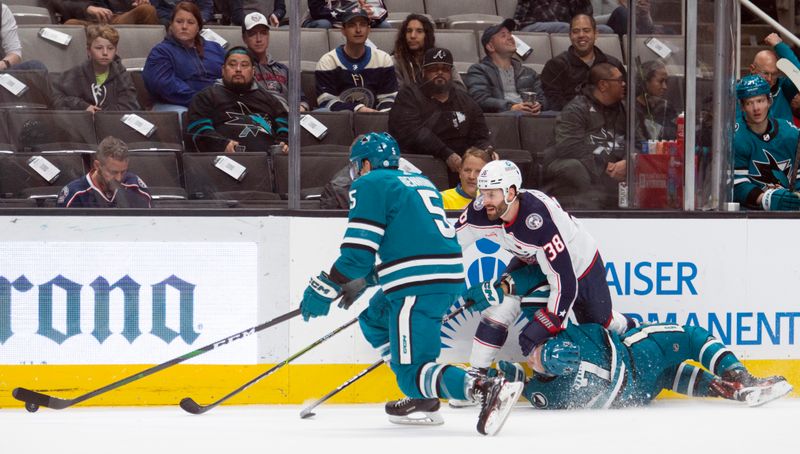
left=12, top=308, right=301, bottom=411
left=179, top=317, right=359, bottom=415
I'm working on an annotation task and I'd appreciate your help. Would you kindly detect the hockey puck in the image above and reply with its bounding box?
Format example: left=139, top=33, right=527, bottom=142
left=25, top=402, right=39, bottom=413
left=300, top=412, right=315, bottom=419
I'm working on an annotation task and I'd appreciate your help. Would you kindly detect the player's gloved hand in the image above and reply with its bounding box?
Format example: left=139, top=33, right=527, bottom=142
left=300, top=271, right=342, bottom=321
left=338, top=268, right=379, bottom=309
left=519, top=309, right=563, bottom=356
left=538, top=339, right=580, bottom=376
left=497, top=360, right=527, bottom=383
left=462, top=280, right=503, bottom=313
left=762, top=188, right=800, bottom=211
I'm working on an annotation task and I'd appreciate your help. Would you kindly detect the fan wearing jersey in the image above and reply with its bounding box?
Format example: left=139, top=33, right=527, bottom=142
left=453, top=160, right=636, bottom=390
left=497, top=322, right=793, bottom=410
left=298, top=132, right=523, bottom=436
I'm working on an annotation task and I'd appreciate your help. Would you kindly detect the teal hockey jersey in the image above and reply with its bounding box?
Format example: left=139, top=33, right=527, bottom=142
left=332, top=168, right=465, bottom=298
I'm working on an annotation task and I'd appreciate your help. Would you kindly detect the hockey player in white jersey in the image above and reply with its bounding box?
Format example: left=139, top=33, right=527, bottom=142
left=452, top=160, right=636, bottom=403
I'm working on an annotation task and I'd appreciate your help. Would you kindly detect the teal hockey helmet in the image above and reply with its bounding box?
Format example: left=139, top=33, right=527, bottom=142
left=736, top=74, right=770, bottom=101
left=349, top=132, right=401, bottom=179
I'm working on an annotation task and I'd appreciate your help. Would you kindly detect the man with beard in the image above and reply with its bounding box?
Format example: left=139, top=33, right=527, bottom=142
left=449, top=160, right=636, bottom=407
left=540, top=13, right=625, bottom=111
left=389, top=47, right=491, bottom=183
left=186, top=46, right=288, bottom=154
left=543, top=62, right=627, bottom=210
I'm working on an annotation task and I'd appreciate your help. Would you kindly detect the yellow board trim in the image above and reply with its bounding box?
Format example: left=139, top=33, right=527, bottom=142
left=1, top=360, right=798, bottom=408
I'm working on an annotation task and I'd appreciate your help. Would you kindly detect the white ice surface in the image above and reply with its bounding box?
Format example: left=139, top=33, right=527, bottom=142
left=2, top=399, right=799, bottom=454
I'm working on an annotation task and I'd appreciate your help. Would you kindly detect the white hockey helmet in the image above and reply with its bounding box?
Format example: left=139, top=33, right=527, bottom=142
left=477, top=160, right=522, bottom=201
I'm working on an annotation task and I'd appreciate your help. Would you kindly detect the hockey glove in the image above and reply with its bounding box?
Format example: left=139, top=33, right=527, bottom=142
left=300, top=271, right=342, bottom=321
left=338, top=268, right=379, bottom=310
left=539, top=339, right=580, bottom=376
left=462, top=280, right=504, bottom=313
left=519, top=309, right=563, bottom=356
left=497, top=360, right=527, bottom=383
left=762, top=188, right=800, bottom=211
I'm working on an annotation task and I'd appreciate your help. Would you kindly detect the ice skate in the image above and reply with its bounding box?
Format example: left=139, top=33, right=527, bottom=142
left=469, top=376, right=523, bottom=436
left=385, top=397, right=444, bottom=425
left=721, top=369, right=793, bottom=407
left=448, top=367, right=487, bottom=408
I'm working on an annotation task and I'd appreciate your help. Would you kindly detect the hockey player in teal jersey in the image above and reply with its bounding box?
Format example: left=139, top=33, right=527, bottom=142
left=733, top=74, right=800, bottom=211
left=496, top=322, right=793, bottom=410
left=299, top=132, right=524, bottom=436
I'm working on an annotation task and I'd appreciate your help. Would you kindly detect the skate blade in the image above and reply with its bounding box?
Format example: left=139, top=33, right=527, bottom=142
left=744, top=380, right=793, bottom=407
left=479, top=381, right=524, bottom=436
left=388, top=411, right=444, bottom=426
left=448, top=399, right=478, bottom=409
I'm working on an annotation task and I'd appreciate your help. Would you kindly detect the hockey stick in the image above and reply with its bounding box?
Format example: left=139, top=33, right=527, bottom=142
left=180, top=316, right=360, bottom=414
left=299, top=300, right=473, bottom=419
left=776, top=58, right=800, bottom=191
left=12, top=308, right=301, bottom=413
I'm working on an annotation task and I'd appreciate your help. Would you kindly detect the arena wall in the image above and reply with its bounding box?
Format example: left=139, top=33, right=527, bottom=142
left=0, top=214, right=798, bottom=407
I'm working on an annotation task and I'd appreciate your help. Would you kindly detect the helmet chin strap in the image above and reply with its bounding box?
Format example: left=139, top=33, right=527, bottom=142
left=499, top=190, right=517, bottom=219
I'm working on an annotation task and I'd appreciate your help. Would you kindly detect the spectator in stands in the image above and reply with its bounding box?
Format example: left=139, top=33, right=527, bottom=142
left=465, top=19, right=547, bottom=115
left=151, top=0, right=213, bottom=26
left=540, top=13, right=625, bottom=111
left=53, top=0, right=160, bottom=26
left=389, top=47, right=491, bottom=182
left=634, top=59, right=676, bottom=141
left=440, top=147, right=492, bottom=210
left=391, top=13, right=463, bottom=88
left=605, top=0, right=656, bottom=36
left=1, top=4, right=47, bottom=71
left=187, top=46, right=288, bottom=154
left=57, top=136, right=152, bottom=208
left=513, top=0, right=612, bottom=33
left=743, top=33, right=800, bottom=123
left=303, top=0, right=390, bottom=29
left=241, top=12, right=308, bottom=111
left=142, top=1, right=225, bottom=113
left=229, top=0, right=286, bottom=27
left=543, top=62, right=626, bottom=209
left=315, top=8, right=397, bottom=112
left=53, top=25, right=140, bottom=112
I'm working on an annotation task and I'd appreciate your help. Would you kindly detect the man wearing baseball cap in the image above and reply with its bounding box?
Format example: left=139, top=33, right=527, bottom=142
left=390, top=47, right=491, bottom=183
left=315, top=8, right=397, bottom=112
left=242, top=11, right=309, bottom=111
left=465, top=19, right=548, bottom=115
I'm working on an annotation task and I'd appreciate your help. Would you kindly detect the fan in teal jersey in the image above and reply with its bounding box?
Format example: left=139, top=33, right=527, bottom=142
left=495, top=322, right=793, bottom=410
left=299, top=132, right=524, bottom=436
left=733, top=74, right=800, bottom=211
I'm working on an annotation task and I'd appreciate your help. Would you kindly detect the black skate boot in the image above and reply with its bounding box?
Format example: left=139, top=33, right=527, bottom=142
left=385, top=397, right=443, bottom=425
left=468, top=376, right=523, bottom=436
left=720, top=369, right=793, bottom=407
left=448, top=367, right=488, bottom=408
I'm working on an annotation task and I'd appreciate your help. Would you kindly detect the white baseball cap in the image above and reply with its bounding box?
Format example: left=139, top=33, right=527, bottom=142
left=242, top=12, right=270, bottom=33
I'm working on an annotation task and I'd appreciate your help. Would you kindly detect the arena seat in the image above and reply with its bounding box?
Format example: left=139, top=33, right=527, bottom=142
left=203, top=25, right=245, bottom=50
left=0, top=110, right=13, bottom=152
left=16, top=25, right=87, bottom=73
left=550, top=33, right=624, bottom=64
left=114, top=25, right=165, bottom=60
left=126, top=151, right=187, bottom=200
left=0, top=69, right=51, bottom=109
left=300, top=111, right=354, bottom=146
left=125, top=68, right=154, bottom=111
left=424, top=0, right=498, bottom=23
left=446, top=14, right=503, bottom=32
left=519, top=116, right=556, bottom=188
left=432, top=29, right=481, bottom=73
left=0, top=152, right=86, bottom=199
left=299, top=29, right=330, bottom=62
left=401, top=154, right=449, bottom=190
left=273, top=150, right=350, bottom=199
left=484, top=114, right=521, bottom=150
left=7, top=5, right=52, bottom=24
left=182, top=152, right=277, bottom=200
left=494, top=0, right=517, bottom=18
left=353, top=111, right=390, bottom=136
left=7, top=109, right=97, bottom=152
left=94, top=111, right=183, bottom=152
left=383, top=0, right=429, bottom=27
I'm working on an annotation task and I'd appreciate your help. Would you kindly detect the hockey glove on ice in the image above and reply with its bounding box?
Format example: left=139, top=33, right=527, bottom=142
left=762, top=188, right=800, bottom=211
left=519, top=309, right=563, bottom=356
left=338, top=268, right=379, bottom=310
left=463, top=280, right=504, bottom=313
left=538, top=339, right=580, bottom=376
left=497, top=360, right=527, bottom=383
left=300, top=271, right=342, bottom=321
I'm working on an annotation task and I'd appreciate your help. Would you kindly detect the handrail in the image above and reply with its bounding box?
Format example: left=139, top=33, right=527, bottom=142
left=739, top=0, right=800, bottom=47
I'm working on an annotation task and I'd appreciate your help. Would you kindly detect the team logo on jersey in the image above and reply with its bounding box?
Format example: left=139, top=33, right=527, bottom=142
left=224, top=101, right=278, bottom=138
left=673, top=343, right=680, bottom=352
left=57, top=185, right=69, bottom=205
left=530, top=392, right=548, bottom=408
left=751, top=150, right=792, bottom=188
left=525, top=213, right=543, bottom=230
left=473, top=194, right=485, bottom=210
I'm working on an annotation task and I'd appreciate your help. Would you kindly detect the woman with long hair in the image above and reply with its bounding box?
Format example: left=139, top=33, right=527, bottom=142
left=391, top=14, right=463, bottom=88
